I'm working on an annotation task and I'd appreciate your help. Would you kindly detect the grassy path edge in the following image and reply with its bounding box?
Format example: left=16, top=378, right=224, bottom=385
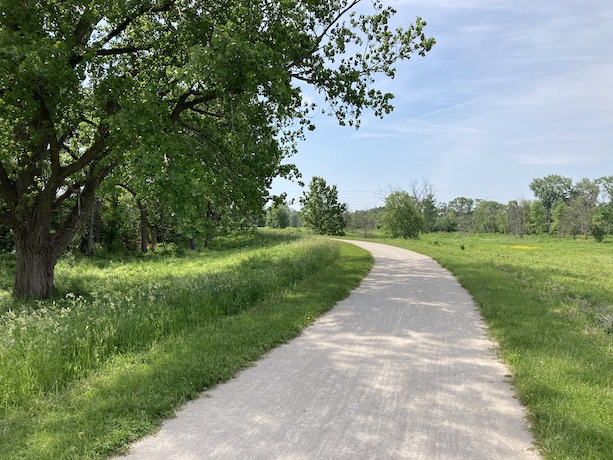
left=340, top=235, right=613, bottom=460
left=2, top=241, right=373, bottom=459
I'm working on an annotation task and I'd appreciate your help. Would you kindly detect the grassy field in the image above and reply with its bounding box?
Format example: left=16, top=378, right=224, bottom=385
left=0, top=232, right=373, bottom=459
left=345, top=232, right=613, bottom=460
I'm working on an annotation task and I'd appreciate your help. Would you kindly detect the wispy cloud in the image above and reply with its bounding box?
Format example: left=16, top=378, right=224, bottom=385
left=353, top=119, right=488, bottom=138
left=516, top=153, right=600, bottom=166
left=274, top=0, right=613, bottom=208
left=417, top=101, right=480, bottom=119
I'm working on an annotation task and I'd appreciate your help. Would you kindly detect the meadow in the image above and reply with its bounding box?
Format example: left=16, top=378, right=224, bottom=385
left=0, top=232, right=373, bottom=459
left=348, top=232, right=613, bottom=459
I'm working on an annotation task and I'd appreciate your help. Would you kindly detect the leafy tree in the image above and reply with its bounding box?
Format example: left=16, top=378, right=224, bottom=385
left=592, top=209, right=608, bottom=242
left=506, top=200, right=529, bottom=237
left=0, top=1, right=435, bottom=298
left=266, top=203, right=291, bottom=229
left=421, top=193, right=438, bottom=233
left=0, top=223, right=12, bottom=252
left=300, top=177, right=347, bottom=235
left=472, top=199, right=504, bottom=233
left=573, top=178, right=600, bottom=207
left=527, top=200, right=547, bottom=234
left=347, top=208, right=381, bottom=237
left=448, top=197, right=474, bottom=215
left=435, top=211, right=457, bottom=233
left=550, top=201, right=580, bottom=237
left=380, top=190, right=424, bottom=239
left=529, top=175, right=574, bottom=214
left=405, top=180, right=436, bottom=233
left=597, top=176, right=613, bottom=203
left=289, top=209, right=302, bottom=228
left=433, top=202, right=456, bottom=232
left=96, top=188, right=141, bottom=253
left=570, top=178, right=600, bottom=239
left=568, top=196, right=595, bottom=239
left=595, top=176, right=613, bottom=235
left=448, top=197, right=474, bottom=233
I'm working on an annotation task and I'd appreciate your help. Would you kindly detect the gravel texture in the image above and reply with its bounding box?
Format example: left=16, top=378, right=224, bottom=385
left=119, top=240, right=540, bottom=459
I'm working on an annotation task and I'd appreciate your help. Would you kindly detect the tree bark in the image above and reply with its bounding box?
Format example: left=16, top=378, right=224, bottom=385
left=140, top=206, right=148, bottom=253
left=13, top=236, right=59, bottom=299
left=8, top=168, right=111, bottom=299
left=86, top=204, right=95, bottom=256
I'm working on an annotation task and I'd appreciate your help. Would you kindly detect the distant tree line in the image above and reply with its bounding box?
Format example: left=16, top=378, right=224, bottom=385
left=260, top=174, right=613, bottom=241
left=341, top=175, right=613, bottom=241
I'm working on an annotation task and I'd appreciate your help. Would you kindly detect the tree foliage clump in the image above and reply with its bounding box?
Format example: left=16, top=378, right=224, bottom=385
left=266, top=202, right=291, bottom=229
left=529, top=175, right=574, bottom=214
left=301, top=177, right=347, bottom=236
left=380, top=190, right=424, bottom=239
left=0, top=0, right=435, bottom=298
left=346, top=207, right=382, bottom=237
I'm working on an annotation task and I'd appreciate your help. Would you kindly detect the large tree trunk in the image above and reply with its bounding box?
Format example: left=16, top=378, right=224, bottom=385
left=13, top=236, right=60, bottom=299
left=86, top=204, right=95, bottom=256
left=140, top=206, right=148, bottom=253
left=7, top=171, right=111, bottom=299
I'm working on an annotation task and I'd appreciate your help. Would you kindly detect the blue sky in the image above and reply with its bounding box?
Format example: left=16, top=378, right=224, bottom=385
left=271, top=0, right=613, bottom=211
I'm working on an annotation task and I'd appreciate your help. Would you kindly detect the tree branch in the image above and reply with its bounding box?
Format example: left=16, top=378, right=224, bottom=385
left=50, top=164, right=115, bottom=259
left=117, top=183, right=153, bottom=227
left=191, top=107, right=225, bottom=119
left=53, top=185, right=78, bottom=210
left=96, top=46, right=150, bottom=56
left=69, top=7, right=102, bottom=68
left=58, top=135, right=108, bottom=181
left=69, top=1, right=177, bottom=67
left=56, top=97, right=121, bottom=182
left=32, top=91, right=62, bottom=177
left=176, top=120, right=220, bottom=154
left=286, top=0, right=361, bottom=70
left=289, top=73, right=315, bottom=84
left=98, top=0, right=178, bottom=48
left=73, top=10, right=95, bottom=47
left=0, top=163, right=17, bottom=212
left=171, top=91, right=219, bottom=122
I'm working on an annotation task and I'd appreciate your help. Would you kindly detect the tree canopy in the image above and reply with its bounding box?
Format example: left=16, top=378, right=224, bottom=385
left=529, top=175, right=574, bottom=212
left=301, top=176, right=347, bottom=235
left=0, top=0, right=435, bottom=298
left=380, top=190, right=424, bottom=239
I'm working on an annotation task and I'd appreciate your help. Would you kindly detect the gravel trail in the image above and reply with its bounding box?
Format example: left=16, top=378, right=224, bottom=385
left=119, top=240, right=540, bottom=460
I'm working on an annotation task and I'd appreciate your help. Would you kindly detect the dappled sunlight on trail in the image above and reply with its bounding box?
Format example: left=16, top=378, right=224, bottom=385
left=120, top=240, right=539, bottom=460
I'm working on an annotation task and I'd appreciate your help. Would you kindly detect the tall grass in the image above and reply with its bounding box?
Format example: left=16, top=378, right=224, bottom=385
left=360, top=233, right=613, bottom=460
left=0, top=233, right=373, bottom=459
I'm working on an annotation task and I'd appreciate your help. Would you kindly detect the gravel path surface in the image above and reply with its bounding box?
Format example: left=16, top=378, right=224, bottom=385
left=119, top=240, right=540, bottom=459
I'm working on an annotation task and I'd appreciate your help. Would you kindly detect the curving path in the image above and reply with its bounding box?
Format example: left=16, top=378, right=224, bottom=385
left=119, top=240, right=540, bottom=459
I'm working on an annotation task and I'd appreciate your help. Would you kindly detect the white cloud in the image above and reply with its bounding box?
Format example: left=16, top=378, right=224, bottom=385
left=515, top=153, right=600, bottom=166
left=275, top=1, right=613, bottom=209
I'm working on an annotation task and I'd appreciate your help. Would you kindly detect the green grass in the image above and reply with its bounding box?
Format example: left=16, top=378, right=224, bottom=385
left=346, top=232, right=613, bottom=460
left=0, top=232, right=373, bottom=459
